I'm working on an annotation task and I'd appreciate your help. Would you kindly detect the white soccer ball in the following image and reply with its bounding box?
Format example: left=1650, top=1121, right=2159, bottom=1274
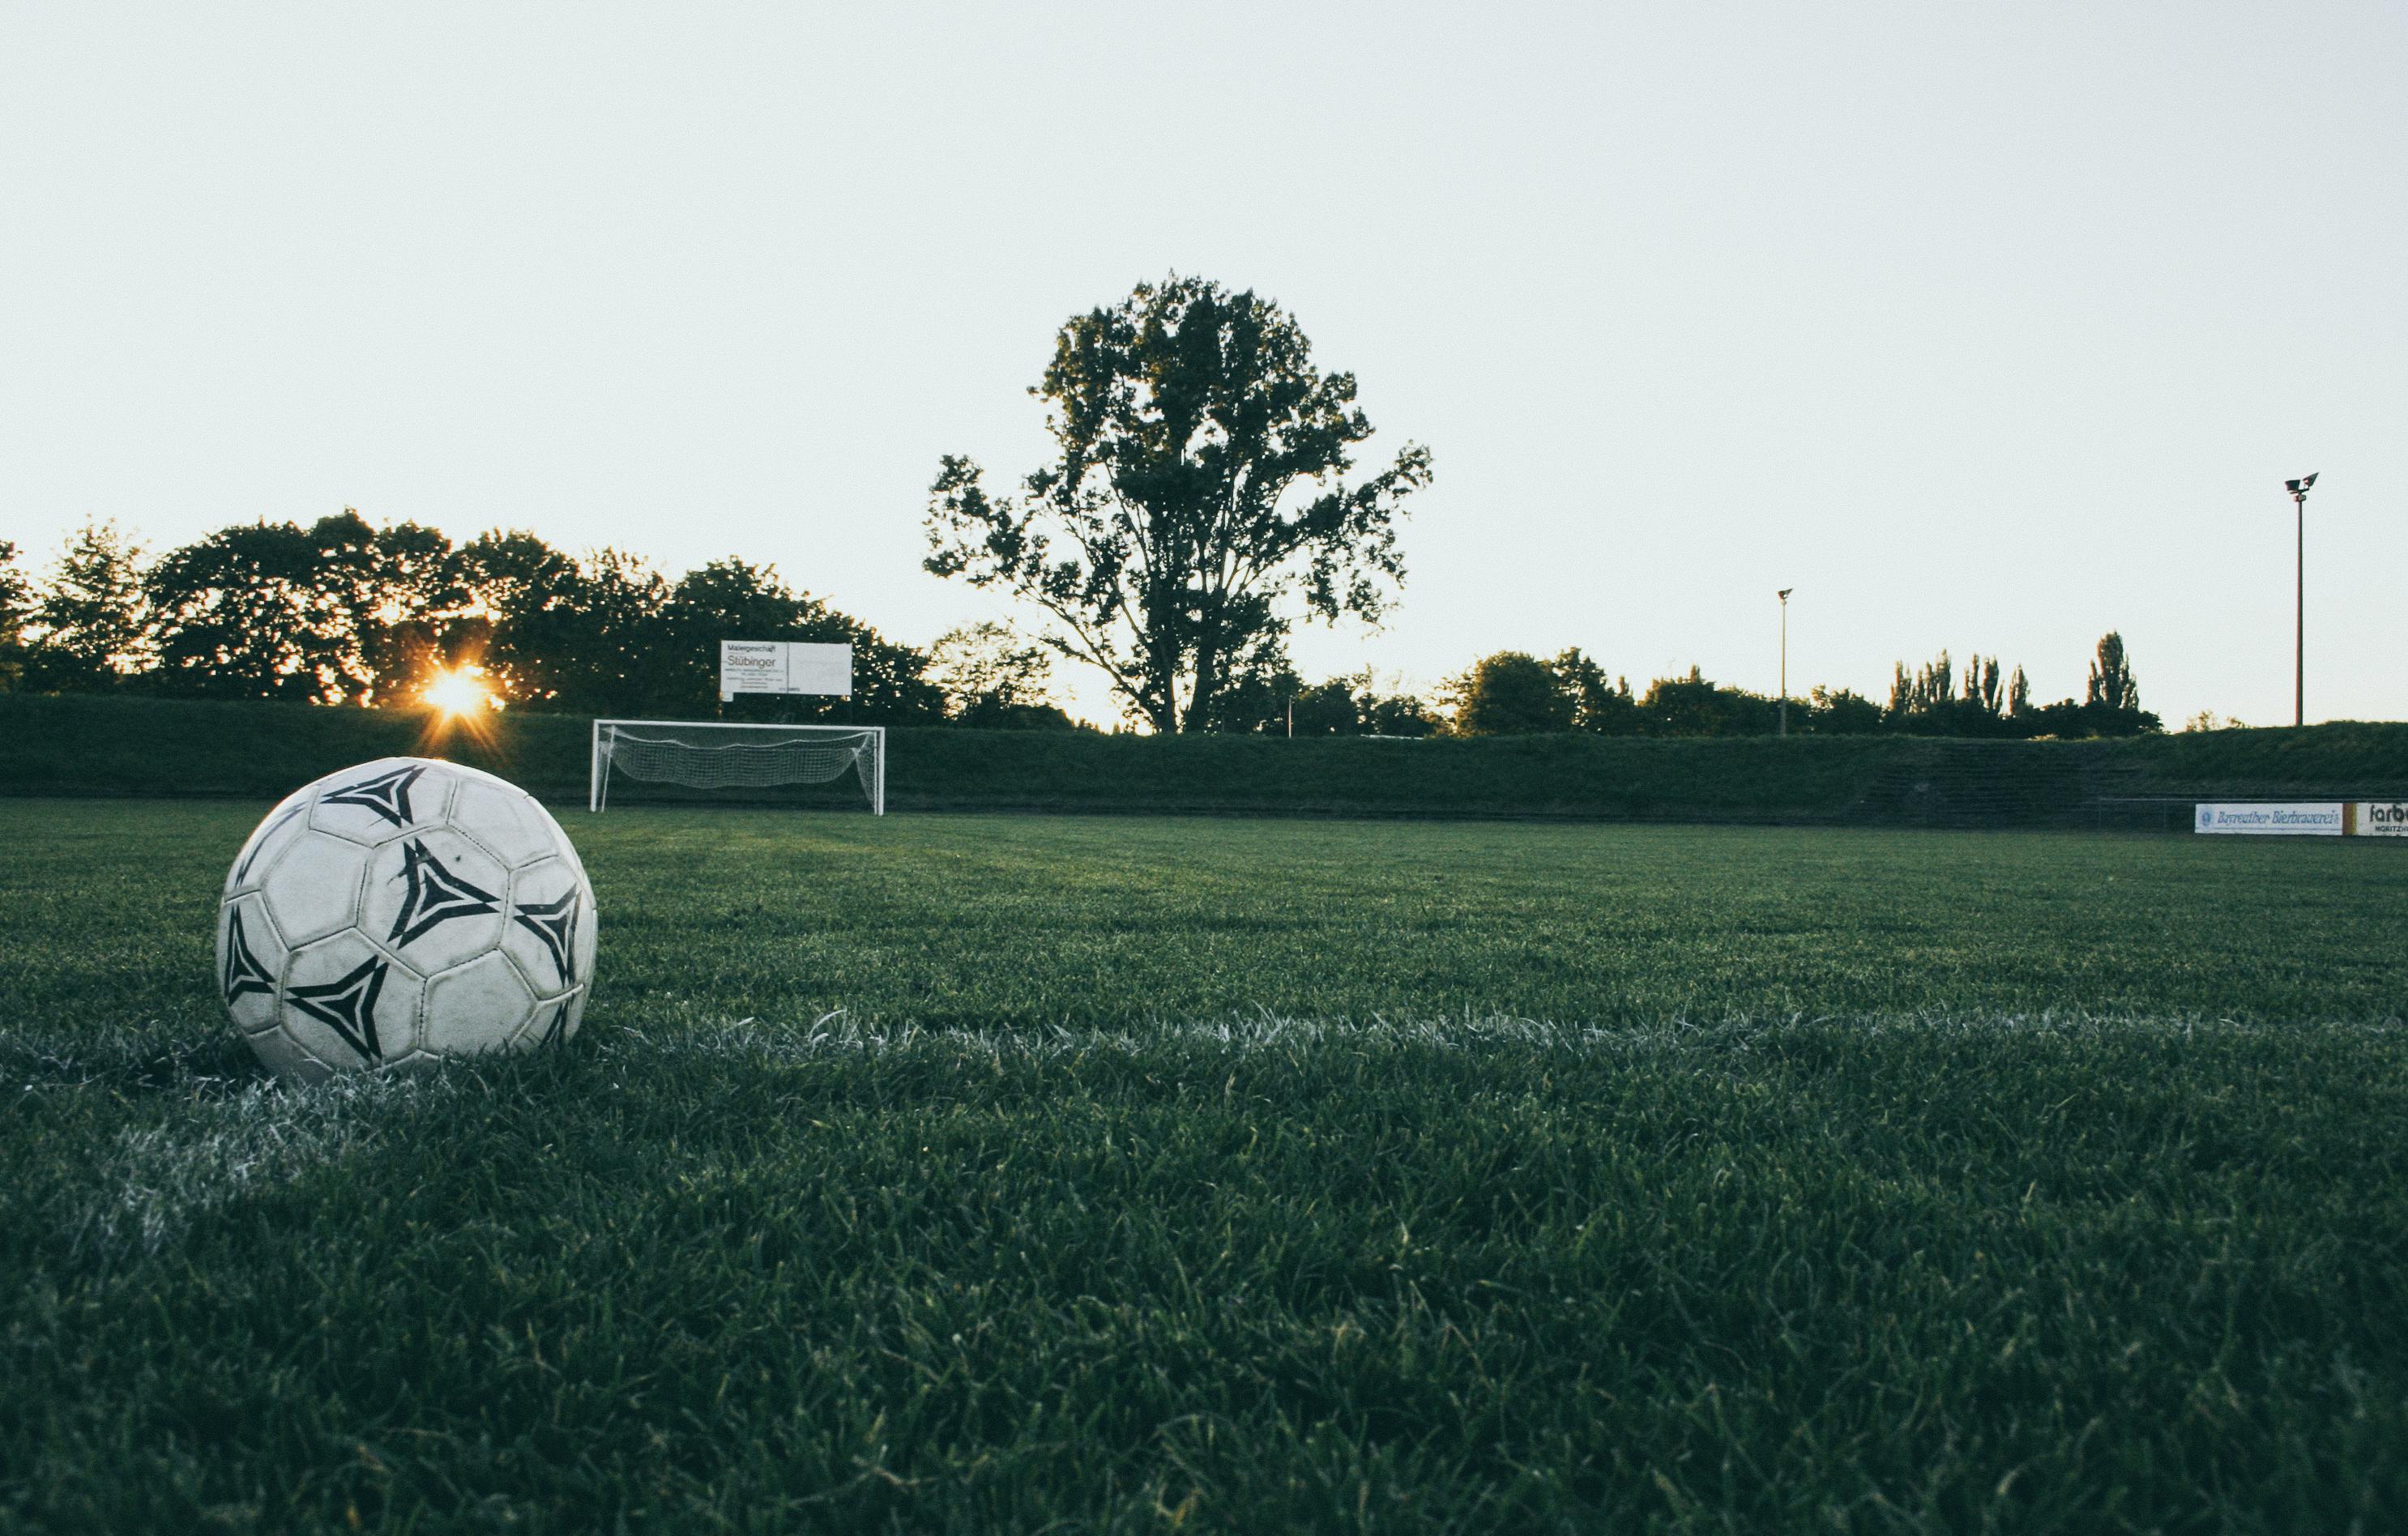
left=216, top=757, right=598, bottom=1083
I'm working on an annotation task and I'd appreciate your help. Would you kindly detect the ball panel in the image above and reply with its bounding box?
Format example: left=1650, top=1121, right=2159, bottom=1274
left=510, top=985, right=583, bottom=1049
left=258, top=832, right=374, bottom=947
left=275, top=932, right=425, bottom=1073
left=216, top=894, right=287, bottom=1037
left=307, top=759, right=459, bottom=848
left=451, top=780, right=561, bottom=868
left=422, top=950, right=538, bottom=1058
left=571, top=876, right=598, bottom=983
left=502, top=857, right=587, bottom=993
left=225, top=792, right=315, bottom=896
left=357, top=829, right=510, bottom=977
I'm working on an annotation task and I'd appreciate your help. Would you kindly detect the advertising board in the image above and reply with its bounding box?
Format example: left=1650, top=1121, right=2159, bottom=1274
left=2356, top=801, right=2408, bottom=838
left=2192, top=803, right=2345, bottom=836
left=719, top=641, right=852, bottom=699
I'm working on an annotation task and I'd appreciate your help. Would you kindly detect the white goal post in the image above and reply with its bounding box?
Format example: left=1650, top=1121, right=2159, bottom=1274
left=589, top=720, right=886, bottom=815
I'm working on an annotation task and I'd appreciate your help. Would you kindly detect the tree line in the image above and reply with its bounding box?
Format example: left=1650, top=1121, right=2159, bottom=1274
left=0, top=516, right=1071, bottom=728
left=0, top=517, right=2156, bottom=738
left=0, top=275, right=2162, bottom=740
left=1405, top=636, right=2156, bottom=739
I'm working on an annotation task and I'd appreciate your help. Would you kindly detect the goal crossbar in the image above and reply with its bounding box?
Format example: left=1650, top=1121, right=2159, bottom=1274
left=589, top=719, right=886, bottom=815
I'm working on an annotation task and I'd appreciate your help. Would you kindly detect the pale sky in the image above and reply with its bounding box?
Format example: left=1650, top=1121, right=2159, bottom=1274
left=4, top=2, right=2401, bottom=727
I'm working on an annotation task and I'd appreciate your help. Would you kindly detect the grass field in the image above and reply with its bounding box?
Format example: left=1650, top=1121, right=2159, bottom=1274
left=4, top=800, right=2406, bottom=1532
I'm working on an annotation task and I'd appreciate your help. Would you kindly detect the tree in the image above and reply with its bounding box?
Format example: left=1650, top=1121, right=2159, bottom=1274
left=27, top=520, right=151, bottom=691
left=929, top=621, right=1080, bottom=729
left=1965, top=655, right=2004, bottom=717
left=1546, top=649, right=1638, bottom=734
left=2077, top=630, right=2158, bottom=736
left=146, top=520, right=343, bottom=700
left=1363, top=685, right=1442, bottom=738
left=1808, top=685, right=1884, bottom=734
left=1447, top=652, right=1573, bottom=736
left=346, top=516, right=475, bottom=703
left=1189, top=634, right=1302, bottom=733
left=1639, top=666, right=1777, bottom=736
left=924, top=275, right=1433, bottom=732
left=458, top=530, right=589, bottom=706
left=1289, top=675, right=1366, bottom=736
left=0, top=541, right=29, bottom=691
left=2086, top=631, right=2138, bottom=712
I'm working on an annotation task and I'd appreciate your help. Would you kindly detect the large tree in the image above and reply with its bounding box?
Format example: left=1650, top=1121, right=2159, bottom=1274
left=924, top=275, right=1432, bottom=732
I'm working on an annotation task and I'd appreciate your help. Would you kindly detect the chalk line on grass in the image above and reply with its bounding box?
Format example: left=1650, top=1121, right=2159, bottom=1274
left=62, top=1071, right=418, bottom=1260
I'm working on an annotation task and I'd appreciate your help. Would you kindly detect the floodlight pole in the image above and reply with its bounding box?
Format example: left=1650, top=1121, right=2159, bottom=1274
left=1777, top=588, right=1793, bottom=736
left=2286, top=474, right=2317, bottom=727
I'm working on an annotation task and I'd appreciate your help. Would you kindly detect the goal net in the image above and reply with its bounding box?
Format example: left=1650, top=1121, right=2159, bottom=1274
left=589, top=720, right=886, bottom=815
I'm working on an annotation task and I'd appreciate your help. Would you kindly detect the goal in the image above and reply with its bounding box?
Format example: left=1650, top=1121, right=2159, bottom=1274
left=588, top=720, right=886, bottom=815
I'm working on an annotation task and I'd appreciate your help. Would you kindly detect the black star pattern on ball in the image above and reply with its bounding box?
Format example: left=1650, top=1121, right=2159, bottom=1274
left=321, top=765, right=429, bottom=829
left=512, top=890, right=580, bottom=984
left=386, top=838, right=502, bottom=948
left=286, top=955, right=389, bottom=1063
left=536, top=996, right=574, bottom=1047
left=220, top=908, right=275, bottom=1004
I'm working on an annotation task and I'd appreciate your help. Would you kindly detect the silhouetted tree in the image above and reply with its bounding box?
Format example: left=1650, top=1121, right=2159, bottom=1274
left=1640, top=666, right=1778, bottom=736
left=457, top=529, right=588, bottom=705
left=925, top=274, right=1432, bottom=732
left=1548, top=648, right=1639, bottom=734
left=929, top=621, right=1079, bottom=729
left=27, top=520, right=151, bottom=691
left=145, top=521, right=337, bottom=700
left=2076, top=630, right=2158, bottom=736
left=1363, top=685, right=1442, bottom=737
left=2086, top=631, right=2139, bottom=712
left=1447, top=651, right=1573, bottom=736
left=1808, top=686, right=1885, bottom=734
left=0, top=542, right=29, bottom=692
left=1287, top=676, right=1365, bottom=736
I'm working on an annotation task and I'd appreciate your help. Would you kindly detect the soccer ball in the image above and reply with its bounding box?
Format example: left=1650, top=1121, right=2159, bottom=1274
left=216, top=757, right=598, bottom=1083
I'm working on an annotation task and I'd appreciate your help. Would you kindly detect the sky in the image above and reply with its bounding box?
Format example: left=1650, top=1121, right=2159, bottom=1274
left=3, top=2, right=2402, bottom=727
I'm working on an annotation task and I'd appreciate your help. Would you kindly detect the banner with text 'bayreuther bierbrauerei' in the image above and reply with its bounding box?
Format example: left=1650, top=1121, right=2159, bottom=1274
left=2193, top=803, right=2345, bottom=836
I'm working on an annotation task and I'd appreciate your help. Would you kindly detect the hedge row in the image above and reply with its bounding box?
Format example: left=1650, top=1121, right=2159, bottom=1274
left=2, top=693, right=2402, bottom=824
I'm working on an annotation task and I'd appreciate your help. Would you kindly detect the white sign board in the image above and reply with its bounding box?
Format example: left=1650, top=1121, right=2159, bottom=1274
left=2193, top=802, right=2344, bottom=836
left=719, top=640, right=852, bottom=700
left=2357, top=801, right=2408, bottom=838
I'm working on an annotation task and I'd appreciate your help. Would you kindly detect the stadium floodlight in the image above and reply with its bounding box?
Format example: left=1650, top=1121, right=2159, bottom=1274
left=589, top=720, right=886, bottom=815
left=2286, top=474, right=2318, bottom=727
left=1777, top=588, right=1794, bottom=736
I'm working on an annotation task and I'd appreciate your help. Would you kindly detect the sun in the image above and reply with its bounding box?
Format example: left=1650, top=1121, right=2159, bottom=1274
left=421, top=667, right=497, bottom=719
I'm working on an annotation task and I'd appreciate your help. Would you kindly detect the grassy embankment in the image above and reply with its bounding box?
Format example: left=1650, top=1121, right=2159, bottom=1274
left=2, top=802, right=2405, bottom=1530
left=4, top=692, right=2404, bottom=823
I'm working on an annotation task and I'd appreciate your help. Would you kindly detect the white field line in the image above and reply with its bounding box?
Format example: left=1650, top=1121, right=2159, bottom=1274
left=63, top=1073, right=423, bottom=1260
left=592, top=1009, right=2407, bottom=1068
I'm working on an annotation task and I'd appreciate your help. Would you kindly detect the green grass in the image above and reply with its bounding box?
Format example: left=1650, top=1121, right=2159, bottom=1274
left=3, top=800, right=2406, bottom=1532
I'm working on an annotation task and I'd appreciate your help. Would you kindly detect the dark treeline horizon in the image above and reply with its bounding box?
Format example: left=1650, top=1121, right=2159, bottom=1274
left=0, top=513, right=2162, bottom=739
